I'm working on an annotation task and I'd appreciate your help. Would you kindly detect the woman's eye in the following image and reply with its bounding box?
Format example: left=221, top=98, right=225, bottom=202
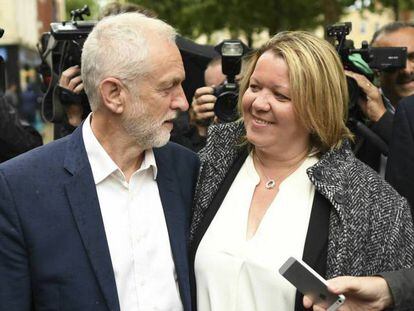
left=249, top=84, right=259, bottom=92
left=275, top=93, right=290, bottom=101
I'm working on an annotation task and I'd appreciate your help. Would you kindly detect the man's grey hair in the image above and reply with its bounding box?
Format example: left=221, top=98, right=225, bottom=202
left=371, top=21, right=414, bottom=45
left=81, top=12, right=177, bottom=111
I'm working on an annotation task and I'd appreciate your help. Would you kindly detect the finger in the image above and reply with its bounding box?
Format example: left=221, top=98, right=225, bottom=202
left=345, top=70, right=379, bottom=98
left=303, top=296, right=313, bottom=308
left=194, top=86, right=215, bottom=97
left=196, top=94, right=217, bottom=105
left=327, top=276, right=360, bottom=294
left=73, top=83, right=84, bottom=94
left=59, top=66, right=80, bottom=86
left=196, top=111, right=215, bottom=120
left=67, top=76, right=83, bottom=91
left=194, top=103, right=215, bottom=113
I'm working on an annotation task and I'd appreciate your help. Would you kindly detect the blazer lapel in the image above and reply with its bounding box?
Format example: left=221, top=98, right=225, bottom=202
left=63, top=126, right=120, bottom=311
left=154, top=147, right=191, bottom=310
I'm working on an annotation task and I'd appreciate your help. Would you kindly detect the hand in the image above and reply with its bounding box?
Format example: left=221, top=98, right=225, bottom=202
left=59, top=66, right=84, bottom=127
left=345, top=70, right=386, bottom=122
left=303, top=276, right=393, bottom=311
left=191, top=86, right=216, bottom=124
left=59, top=65, right=84, bottom=94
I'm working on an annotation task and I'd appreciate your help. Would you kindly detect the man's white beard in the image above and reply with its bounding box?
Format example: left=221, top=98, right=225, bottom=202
left=121, top=98, right=174, bottom=150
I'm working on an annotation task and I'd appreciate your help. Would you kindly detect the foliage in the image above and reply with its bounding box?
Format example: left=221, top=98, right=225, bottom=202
left=113, top=0, right=413, bottom=42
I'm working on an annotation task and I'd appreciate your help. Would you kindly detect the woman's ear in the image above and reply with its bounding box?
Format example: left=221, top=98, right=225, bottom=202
left=99, top=77, right=126, bottom=114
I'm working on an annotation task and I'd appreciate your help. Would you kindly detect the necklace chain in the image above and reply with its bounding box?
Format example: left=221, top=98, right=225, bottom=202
left=254, top=152, right=306, bottom=190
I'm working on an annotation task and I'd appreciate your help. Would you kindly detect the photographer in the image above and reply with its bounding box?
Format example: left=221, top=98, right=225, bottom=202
left=0, top=94, right=43, bottom=162
left=335, top=22, right=413, bottom=172
left=186, top=57, right=226, bottom=150
left=372, top=22, right=414, bottom=108
left=0, top=28, right=42, bottom=162
left=360, top=23, right=414, bottom=171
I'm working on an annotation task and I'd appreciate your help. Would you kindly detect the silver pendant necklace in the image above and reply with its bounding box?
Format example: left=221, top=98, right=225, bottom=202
left=254, top=153, right=276, bottom=190
left=265, top=179, right=276, bottom=189
left=254, top=152, right=306, bottom=190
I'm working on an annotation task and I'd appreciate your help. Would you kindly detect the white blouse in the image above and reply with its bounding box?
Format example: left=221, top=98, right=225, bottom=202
left=195, top=153, right=318, bottom=311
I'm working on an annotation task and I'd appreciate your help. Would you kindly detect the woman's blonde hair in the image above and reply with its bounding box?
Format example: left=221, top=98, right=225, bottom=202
left=238, top=31, right=353, bottom=155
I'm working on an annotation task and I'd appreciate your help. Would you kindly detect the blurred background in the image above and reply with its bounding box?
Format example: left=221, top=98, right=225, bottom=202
left=0, top=0, right=413, bottom=143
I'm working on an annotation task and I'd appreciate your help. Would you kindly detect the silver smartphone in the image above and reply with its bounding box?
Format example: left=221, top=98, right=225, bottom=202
left=279, top=257, right=345, bottom=311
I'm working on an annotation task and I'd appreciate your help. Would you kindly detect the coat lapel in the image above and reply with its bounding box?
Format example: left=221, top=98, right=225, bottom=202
left=154, top=146, right=191, bottom=311
left=63, top=126, right=120, bottom=311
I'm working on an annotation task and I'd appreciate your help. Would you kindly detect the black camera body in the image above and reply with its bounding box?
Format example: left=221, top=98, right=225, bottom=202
left=213, top=40, right=249, bottom=123
left=327, top=22, right=407, bottom=120
left=38, top=6, right=95, bottom=123
left=326, top=22, right=407, bottom=72
left=213, top=81, right=239, bottom=123
left=326, top=22, right=407, bottom=156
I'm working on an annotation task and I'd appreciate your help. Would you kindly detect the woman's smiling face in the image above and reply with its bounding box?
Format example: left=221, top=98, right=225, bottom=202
left=242, top=51, right=310, bottom=154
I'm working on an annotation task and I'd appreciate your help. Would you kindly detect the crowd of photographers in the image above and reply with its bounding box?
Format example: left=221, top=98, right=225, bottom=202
left=1, top=2, right=414, bottom=309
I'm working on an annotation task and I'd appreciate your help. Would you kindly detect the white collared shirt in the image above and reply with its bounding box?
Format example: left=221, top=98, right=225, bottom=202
left=83, top=114, right=183, bottom=311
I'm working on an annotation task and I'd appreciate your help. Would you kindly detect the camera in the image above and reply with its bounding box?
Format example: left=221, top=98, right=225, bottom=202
left=326, top=22, right=407, bottom=72
left=326, top=22, right=407, bottom=118
left=38, top=5, right=95, bottom=123
left=326, top=22, right=407, bottom=155
left=213, top=40, right=249, bottom=123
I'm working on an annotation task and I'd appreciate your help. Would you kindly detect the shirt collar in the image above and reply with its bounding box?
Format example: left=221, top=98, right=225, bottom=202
left=82, top=113, right=158, bottom=184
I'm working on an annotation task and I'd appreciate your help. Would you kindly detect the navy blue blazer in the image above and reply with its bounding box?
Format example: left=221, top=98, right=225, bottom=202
left=0, top=125, right=199, bottom=311
left=386, top=94, right=414, bottom=214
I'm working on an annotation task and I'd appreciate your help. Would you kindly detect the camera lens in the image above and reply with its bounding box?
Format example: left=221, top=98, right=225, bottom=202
left=214, top=91, right=239, bottom=123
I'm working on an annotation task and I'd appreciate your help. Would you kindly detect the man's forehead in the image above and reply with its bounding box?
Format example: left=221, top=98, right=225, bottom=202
left=375, top=28, right=414, bottom=49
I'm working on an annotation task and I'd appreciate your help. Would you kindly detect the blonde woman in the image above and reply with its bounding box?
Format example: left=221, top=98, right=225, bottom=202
left=189, top=31, right=414, bottom=311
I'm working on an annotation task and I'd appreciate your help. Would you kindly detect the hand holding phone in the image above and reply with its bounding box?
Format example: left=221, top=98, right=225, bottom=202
left=279, top=257, right=345, bottom=311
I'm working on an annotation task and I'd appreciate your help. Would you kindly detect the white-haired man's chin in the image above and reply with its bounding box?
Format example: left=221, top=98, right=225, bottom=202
left=151, top=132, right=171, bottom=148
left=137, top=131, right=171, bottom=150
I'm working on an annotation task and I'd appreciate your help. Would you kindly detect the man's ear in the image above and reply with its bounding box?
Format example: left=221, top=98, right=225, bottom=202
left=99, top=78, right=126, bottom=114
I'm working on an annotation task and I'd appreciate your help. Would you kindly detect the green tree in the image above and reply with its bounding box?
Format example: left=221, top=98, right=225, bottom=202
left=366, top=0, right=414, bottom=21
left=125, top=0, right=414, bottom=43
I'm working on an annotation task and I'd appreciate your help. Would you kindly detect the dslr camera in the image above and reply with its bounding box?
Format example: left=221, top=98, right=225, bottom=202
left=326, top=22, right=407, bottom=155
left=38, top=5, right=95, bottom=123
left=213, top=40, right=249, bottom=123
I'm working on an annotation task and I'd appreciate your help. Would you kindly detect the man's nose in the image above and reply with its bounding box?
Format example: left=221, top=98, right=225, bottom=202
left=402, top=56, right=414, bottom=75
left=172, top=85, right=189, bottom=112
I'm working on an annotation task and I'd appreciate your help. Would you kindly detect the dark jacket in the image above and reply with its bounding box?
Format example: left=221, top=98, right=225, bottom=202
left=190, top=121, right=414, bottom=310
left=354, top=110, right=393, bottom=171
left=0, top=124, right=199, bottom=311
left=386, top=95, right=414, bottom=212
left=0, top=95, right=42, bottom=162
left=380, top=269, right=414, bottom=311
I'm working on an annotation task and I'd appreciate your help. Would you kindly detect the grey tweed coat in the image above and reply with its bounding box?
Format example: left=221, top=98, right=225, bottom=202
left=190, top=121, right=414, bottom=278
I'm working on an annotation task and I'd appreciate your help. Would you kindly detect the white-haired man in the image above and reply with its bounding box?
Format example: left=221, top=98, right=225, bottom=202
left=0, top=13, right=199, bottom=311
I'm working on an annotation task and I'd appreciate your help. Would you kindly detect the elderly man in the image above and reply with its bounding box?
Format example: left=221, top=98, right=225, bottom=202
left=0, top=13, right=199, bottom=311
